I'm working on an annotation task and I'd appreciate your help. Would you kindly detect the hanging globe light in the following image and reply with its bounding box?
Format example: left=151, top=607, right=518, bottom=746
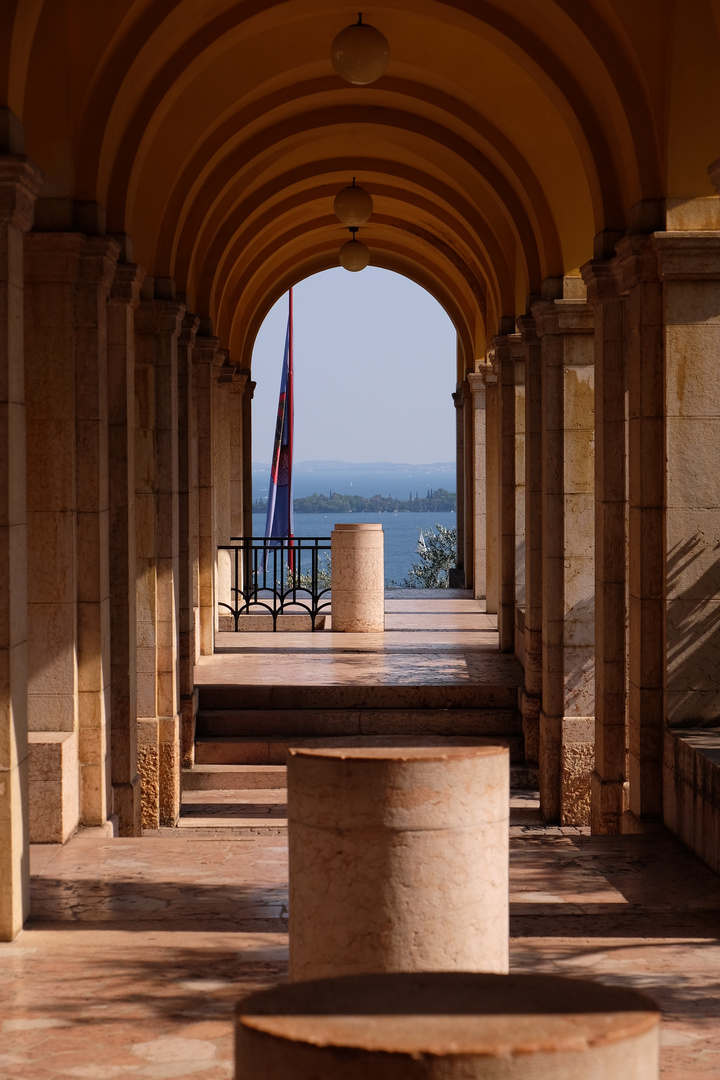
left=334, top=177, right=373, bottom=226
left=331, top=14, right=389, bottom=85
left=339, top=228, right=371, bottom=272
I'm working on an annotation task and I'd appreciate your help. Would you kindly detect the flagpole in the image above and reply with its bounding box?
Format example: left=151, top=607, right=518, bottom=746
left=287, top=287, right=294, bottom=569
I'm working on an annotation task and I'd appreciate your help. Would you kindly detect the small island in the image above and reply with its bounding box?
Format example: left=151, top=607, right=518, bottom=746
left=252, top=488, right=456, bottom=514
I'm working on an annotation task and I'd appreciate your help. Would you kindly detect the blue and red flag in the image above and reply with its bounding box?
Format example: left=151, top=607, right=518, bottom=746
left=265, top=288, right=294, bottom=567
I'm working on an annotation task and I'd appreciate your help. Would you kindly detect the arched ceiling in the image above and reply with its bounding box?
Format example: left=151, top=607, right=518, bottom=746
left=2, top=0, right=717, bottom=372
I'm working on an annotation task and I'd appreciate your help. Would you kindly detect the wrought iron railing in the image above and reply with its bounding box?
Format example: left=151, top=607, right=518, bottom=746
left=217, top=535, right=331, bottom=631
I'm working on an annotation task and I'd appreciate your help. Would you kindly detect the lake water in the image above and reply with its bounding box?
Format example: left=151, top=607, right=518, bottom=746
left=251, top=511, right=458, bottom=586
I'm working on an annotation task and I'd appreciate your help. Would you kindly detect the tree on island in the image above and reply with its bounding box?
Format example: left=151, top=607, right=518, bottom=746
left=390, top=524, right=458, bottom=588
left=252, top=488, right=456, bottom=514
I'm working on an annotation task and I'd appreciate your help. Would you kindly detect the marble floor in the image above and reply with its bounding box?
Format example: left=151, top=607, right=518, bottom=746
left=1, top=801, right=719, bottom=1078
left=4, top=595, right=719, bottom=1077
left=202, top=589, right=524, bottom=688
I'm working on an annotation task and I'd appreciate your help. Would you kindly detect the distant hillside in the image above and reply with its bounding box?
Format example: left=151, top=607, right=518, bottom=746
left=253, top=488, right=457, bottom=514
left=252, top=460, right=456, bottom=501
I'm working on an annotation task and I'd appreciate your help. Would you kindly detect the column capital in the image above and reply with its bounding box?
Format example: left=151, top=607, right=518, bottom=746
left=135, top=296, right=186, bottom=336
left=580, top=258, right=625, bottom=306
left=230, top=368, right=248, bottom=394
left=214, top=349, right=236, bottom=384
left=178, top=312, right=201, bottom=347
left=531, top=298, right=593, bottom=336
left=109, top=262, right=145, bottom=307
left=613, top=234, right=659, bottom=290
left=515, top=314, right=539, bottom=346
left=490, top=331, right=521, bottom=357
left=652, top=230, right=720, bottom=280
left=451, top=388, right=464, bottom=409
left=194, top=334, right=220, bottom=362
left=0, top=156, right=43, bottom=230
left=79, top=235, right=121, bottom=296
left=466, top=370, right=489, bottom=396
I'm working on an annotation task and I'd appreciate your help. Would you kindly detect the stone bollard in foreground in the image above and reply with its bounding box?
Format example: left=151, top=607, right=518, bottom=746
left=330, top=522, right=384, bottom=631
left=235, top=972, right=660, bottom=1080
left=288, top=743, right=509, bottom=981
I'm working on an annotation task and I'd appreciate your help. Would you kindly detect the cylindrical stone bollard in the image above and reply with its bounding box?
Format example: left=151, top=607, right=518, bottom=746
left=287, top=743, right=509, bottom=980
left=330, top=522, right=384, bottom=631
left=235, top=972, right=661, bottom=1080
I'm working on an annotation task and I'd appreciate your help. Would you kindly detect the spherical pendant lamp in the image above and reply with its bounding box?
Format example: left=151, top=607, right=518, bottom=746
left=334, top=178, right=373, bottom=226
left=331, top=14, right=389, bottom=85
left=339, top=228, right=371, bottom=272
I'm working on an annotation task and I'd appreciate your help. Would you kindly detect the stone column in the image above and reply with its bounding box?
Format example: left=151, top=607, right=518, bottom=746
left=0, top=157, right=41, bottom=942
left=484, top=365, right=499, bottom=613
left=288, top=745, right=509, bottom=981
left=462, top=378, right=474, bottom=587
left=241, top=370, right=255, bottom=538
left=517, top=315, right=542, bottom=768
left=134, top=281, right=185, bottom=828
left=75, top=237, right=119, bottom=827
left=330, top=524, right=384, bottom=632
left=655, top=233, right=720, bottom=743
left=177, top=312, right=200, bottom=770
left=451, top=388, right=465, bottom=586
left=236, top=974, right=660, bottom=1080
left=107, top=258, right=144, bottom=836
left=615, top=238, right=664, bottom=823
left=214, top=352, right=234, bottom=619
left=230, top=368, right=248, bottom=538
left=582, top=259, right=628, bottom=834
left=466, top=371, right=487, bottom=600
left=514, top=343, right=526, bottom=657
left=24, top=232, right=83, bottom=844
left=533, top=291, right=595, bottom=825
left=195, top=329, right=219, bottom=656
left=492, top=334, right=517, bottom=652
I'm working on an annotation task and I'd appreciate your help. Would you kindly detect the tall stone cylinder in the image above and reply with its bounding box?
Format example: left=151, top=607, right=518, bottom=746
left=330, top=522, right=384, bottom=631
left=236, top=972, right=660, bottom=1080
left=288, top=744, right=509, bottom=981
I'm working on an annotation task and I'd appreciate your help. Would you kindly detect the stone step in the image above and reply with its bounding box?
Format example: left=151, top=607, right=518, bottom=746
left=197, top=683, right=520, bottom=712
left=182, top=765, right=287, bottom=790
left=195, top=733, right=525, bottom=766
left=182, top=759, right=538, bottom=794
left=196, top=707, right=522, bottom=739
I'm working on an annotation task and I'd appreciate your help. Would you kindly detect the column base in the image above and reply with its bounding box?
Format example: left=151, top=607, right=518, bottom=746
left=138, top=717, right=160, bottom=829
left=520, top=690, right=540, bottom=765
left=27, top=732, right=79, bottom=843
left=181, top=690, right=198, bottom=769
left=539, top=713, right=594, bottom=826
left=590, top=771, right=624, bottom=834
left=112, top=776, right=142, bottom=836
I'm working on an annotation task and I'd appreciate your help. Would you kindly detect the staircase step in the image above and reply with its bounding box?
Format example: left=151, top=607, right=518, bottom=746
left=182, top=765, right=287, bottom=790
left=182, top=761, right=537, bottom=793
left=197, top=683, right=520, bottom=711
left=197, top=707, right=522, bottom=739
left=194, top=734, right=525, bottom=766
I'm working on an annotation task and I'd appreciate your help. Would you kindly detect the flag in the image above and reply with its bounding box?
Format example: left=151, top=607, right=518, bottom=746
left=265, top=289, right=294, bottom=567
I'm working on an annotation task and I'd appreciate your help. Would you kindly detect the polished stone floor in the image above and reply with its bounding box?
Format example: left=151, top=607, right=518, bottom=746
left=1, top=797, right=718, bottom=1078
left=201, top=589, right=523, bottom=688
left=4, top=595, right=719, bottom=1077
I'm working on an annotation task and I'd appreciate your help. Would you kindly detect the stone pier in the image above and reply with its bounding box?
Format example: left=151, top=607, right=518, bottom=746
left=236, top=972, right=660, bottom=1080
left=330, top=523, right=384, bottom=632
left=287, top=744, right=509, bottom=981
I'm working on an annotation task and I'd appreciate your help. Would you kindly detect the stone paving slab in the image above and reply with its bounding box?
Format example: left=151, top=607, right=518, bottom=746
left=2, top=821, right=718, bottom=1077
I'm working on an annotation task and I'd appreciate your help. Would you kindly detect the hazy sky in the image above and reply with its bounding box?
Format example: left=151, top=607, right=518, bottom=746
left=251, top=267, right=457, bottom=465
